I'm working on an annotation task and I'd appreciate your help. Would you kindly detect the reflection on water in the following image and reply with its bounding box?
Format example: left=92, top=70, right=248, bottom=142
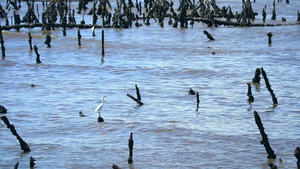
left=0, top=0, right=300, bottom=168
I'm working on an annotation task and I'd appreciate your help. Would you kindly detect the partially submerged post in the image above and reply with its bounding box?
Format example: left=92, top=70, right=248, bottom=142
left=34, top=45, right=42, bottom=64
left=294, top=147, right=300, bottom=169
left=261, top=68, right=278, bottom=105
left=28, top=33, right=33, bottom=50
left=0, top=29, right=5, bottom=59
left=196, top=92, right=200, bottom=111
left=30, top=156, right=35, bottom=168
left=127, top=94, right=143, bottom=106
left=0, top=104, right=7, bottom=114
left=252, top=68, right=261, bottom=84
left=14, top=162, right=19, bottom=169
left=253, top=111, right=276, bottom=159
left=1, top=116, right=31, bottom=152
left=44, top=34, right=51, bottom=48
left=267, top=32, right=273, bottom=45
left=247, top=82, right=254, bottom=103
left=128, top=132, right=134, bottom=164
left=203, top=30, right=215, bottom=41
left=102, top=30, right=105, bottom=56
left=135, top=84, right=141, bottom=101
left=77, top=29, right=82, bottom=46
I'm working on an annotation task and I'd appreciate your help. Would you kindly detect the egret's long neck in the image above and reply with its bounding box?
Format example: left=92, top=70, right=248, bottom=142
left=102, top=97, right=105, bottom=103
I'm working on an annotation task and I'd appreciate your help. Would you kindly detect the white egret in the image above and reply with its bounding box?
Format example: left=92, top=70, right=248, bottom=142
left=94, top=96, right=106, bottom=122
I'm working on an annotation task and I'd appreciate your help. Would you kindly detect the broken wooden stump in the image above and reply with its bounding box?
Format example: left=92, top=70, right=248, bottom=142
left=294, top=146, right=300, bottom=169
left=112, top=164, right=120, bottom=169
left=261, top=68, right=278, bottom=105
left=203, top=30, right=215, bottom=41
left=30, top=156, right=35, bottom=168
left=253, top=111, right=276, bottom=159
left=14, top=162, right=19, bottom=169
left=1, top=116, right=31, bottom=152
left=247, top=82, right=254, bottom=103
left=34, top=45, right=42, bottom=64
left=267, top=32, right=273, bottom=45
left=252, top=68, right=261, bottom=84
left=188, top=88, right=195, bottom=95
left=127, top=94, right=143, bottom=106
left=44, top=34, right=51, bottom=48
left=0, top=104, right=7, bottom=114
left=128, top=132, right=134, bottom=164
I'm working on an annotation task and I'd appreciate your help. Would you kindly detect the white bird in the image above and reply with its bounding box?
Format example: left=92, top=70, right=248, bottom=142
left=94, top=96, right=106, bottom=116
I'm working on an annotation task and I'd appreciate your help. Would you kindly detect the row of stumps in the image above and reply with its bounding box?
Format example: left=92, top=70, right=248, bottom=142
left=248, top=68, right=300, bottom=168
left=0, top=105, right=35, bottom=168
left=248, top=67, right=278, bottom=105
left=1, top=104, right=135, bottom=168
left=1, top=28, right=106, bottom=63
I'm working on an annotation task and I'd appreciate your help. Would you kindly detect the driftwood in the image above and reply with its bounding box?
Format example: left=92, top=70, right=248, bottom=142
left=1, top=116, right=31, bottom=152
left=135, top=84, right=141, bottom=101
left=253, top=111, right=276, bottom=159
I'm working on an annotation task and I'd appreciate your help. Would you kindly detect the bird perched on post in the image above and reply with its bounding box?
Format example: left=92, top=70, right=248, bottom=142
left=94, top=96, right=106, bottom=122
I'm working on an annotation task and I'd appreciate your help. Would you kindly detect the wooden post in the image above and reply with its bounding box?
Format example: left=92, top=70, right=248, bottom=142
left=135, top=84, right=141, bottom=100
left=34, top=45, right=42, bottom=64
left=30, top=156, right=35, bottom=168
left=203, top=30, right=215, bottom=41
left=128, top=132, right=134, bottom=164
left=0, top=104, right=7, bottom=114
left=294, top=147, right=300, bottom=169
left=247, top=82, right=254, bottom=103
left=127, top=94, right=143, bottom=106
left=253, top=111, right=276, bottom=159
left=102, top=30, right=105, bottom=56
left=196, top=92, right=200, bottom=111
left=28, top=33, right=33, bottom=50
left=77, top=29, right=82, bottom=46
left=267, top=32, right=273, bottom=45
left=261, top=68, right=278, bottom=105
left=0, top=29, right=5, bottom=59
left=44, top=34, right=51, bottom=48
left=252, top=68, right=261, bottom=84
left=1, top=116, right=31, bottom=152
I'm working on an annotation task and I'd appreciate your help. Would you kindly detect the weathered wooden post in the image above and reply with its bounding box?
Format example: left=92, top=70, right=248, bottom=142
left=77, top=29, right=82, bottom=46
left=135, top=84, right=141, bottom=101
left=102, top=29, right=105, bottom=56
left=28, top=33, right=33, bottom=50
left=1, top=116, right=31, bottom=152
left=14, top=162, right=19, bottom=169
left=252, top=68, right=261, bottom=84
left=196, top=92, right=200, bottom=111
left=30, top=156, right=35, bottom=168
left=203, top=30, right=215, bottom=41
left=261, top=68, right=278, bottom=105
left=267, top=32, right=273, bottom=45
left=247, top=82, right=254, bottom=103
left=34, top=45, right=42, bottom=64
left=294, top=147, right=300, bottom=169
left=127, top=94, right=144, bottom=106
left=253, top=111, right=276, bottom=159
left=0, top=29, right=5, bottom=59
left=0, top=104, right=7, bottom=114
left=44, top=34, right=51, bottom=48
left=128, top=132, right=134, bottom=164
